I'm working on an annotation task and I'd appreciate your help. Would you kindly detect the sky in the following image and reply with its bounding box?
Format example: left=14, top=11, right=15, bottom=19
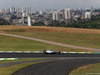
left=0, top=0, right=100, bottom=11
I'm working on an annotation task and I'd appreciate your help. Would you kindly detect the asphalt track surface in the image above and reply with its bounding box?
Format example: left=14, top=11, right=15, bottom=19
left=13, top=58, right=100, bottom=75
left=1, top=53, right=100, bottom=58
left=0, top=53, right=100, bottom=75
left=0, top=33, right=100, bottom=51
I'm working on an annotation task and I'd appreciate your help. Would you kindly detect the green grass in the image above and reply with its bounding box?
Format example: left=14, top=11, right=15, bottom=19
left=0, top=61, right=46, bottom=75
left=69, top=63, right=100, bottom=75
left=8, top=32, right=100, bottom=49
left=0, top=35, right=89, bottom=52
left=0, top=58, right=45, bottom=64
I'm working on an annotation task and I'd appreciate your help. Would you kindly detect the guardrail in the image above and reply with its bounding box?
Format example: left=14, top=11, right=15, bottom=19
left=62, top=52, right=100, bottom=54
left=0, top=58, right=18, bottom=60
left=62, top=52, right=92, bottom=54
left=0, top=51, right=100, bottom=54
left=0, top=51, right=42, bottom=53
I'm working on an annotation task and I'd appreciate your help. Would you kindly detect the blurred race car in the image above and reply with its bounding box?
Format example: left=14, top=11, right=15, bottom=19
left=43, top=49, right=61, bottom=54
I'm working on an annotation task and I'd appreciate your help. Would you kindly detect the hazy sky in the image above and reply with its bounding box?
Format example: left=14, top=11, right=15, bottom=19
left=0, top=0, right=100, bottom=11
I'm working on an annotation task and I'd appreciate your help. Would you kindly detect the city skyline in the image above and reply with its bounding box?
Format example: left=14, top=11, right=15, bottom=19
left=0, top=0, right=100, bottom=11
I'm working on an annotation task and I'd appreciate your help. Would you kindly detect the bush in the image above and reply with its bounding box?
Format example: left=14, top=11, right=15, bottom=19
left=32, top=21, right=44, bottom=26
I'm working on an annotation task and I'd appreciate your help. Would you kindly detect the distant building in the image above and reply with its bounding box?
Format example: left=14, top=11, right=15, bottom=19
left=64, top=8, right=72, bottom=23
left=28, top=16, right=32, bottom=26
left=22, top=12, right=27, bottom=17
left=10, top=7, right=15, bottom=13
left=52, top=8, right=72, bottom=23
left=52, top=11, right=59, bottom=21
left=22, top=6, right=31, bottom=15
left=22, top=11, right=32, bottom=26
left=4, top=17, right=10, bottom=21
left=22, top=12, right=27, bottom=24
left=44, top=21, right=49, bottom=25
left=85, top=11, right=91, bottom=19
left=61, top=10, right=65, bottom=20
left=1, top=9, right=5, bottom=13
left=91, top=6, right=94, bottom=11
left=45, top=9, right=52, bottom=14
left=39, top=10, right=43, bottom=15
left=59, top=10, right=65, bottom=22
left=16, top=8, right=22, bottom=14
left=6, top=9, right=10, bottom=14
left=92, top=12, right=100, bottom=16
left=64, top=8, right=72, bottom=20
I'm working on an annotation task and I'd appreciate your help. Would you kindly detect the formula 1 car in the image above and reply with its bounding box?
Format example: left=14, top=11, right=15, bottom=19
left=43, top=49, right=61, bottom=54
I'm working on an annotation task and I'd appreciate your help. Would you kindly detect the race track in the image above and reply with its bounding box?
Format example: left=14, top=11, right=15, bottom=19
left=1, top=53, right=100, bottom=75
left=1, top=32, right=100, bottom=75
left=0, top=53, right=100, bottom=58
left=13, top=58, right=100, bottom=75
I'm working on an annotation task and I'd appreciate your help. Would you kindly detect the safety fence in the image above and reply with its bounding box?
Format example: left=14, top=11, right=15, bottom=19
left=0, top=51, right=100, bottom=54
left=0, top=58, right=18, bottom=60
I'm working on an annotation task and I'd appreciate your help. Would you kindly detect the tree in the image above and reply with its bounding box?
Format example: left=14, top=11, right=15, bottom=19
left=11, top=14, right=17, bottom=20
left=0, top=18, right=10, bottom=25
left=32, top=21, right=44, bottom=26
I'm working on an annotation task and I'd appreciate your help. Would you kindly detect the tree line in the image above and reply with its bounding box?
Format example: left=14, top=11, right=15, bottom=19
left=48, top=15, right=100, bottom=29
left=0, top=18, right=10, bottom=25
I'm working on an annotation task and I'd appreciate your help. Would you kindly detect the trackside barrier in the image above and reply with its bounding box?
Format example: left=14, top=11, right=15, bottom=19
left=91, top=52, right=100, bottom=54
left=63, top=52, right=92, bottom=54
left=0, top=51, right=100, bottom=54
left=0, top=51, right=42, bottom=53
left=0, top=58, right=18, bottom=60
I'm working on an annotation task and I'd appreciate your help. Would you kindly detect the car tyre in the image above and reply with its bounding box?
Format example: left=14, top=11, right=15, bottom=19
left=58, top=51, right=61, bottom=54
left=43, top=49, right=46, bottom=54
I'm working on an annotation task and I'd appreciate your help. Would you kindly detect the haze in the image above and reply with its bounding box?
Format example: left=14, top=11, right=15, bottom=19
left=0, top=0, right=100, bottom=11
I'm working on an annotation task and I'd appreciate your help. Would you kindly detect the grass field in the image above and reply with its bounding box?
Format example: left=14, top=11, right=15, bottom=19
left=0, top=25, right=100, bottom=51
left=69, top=63, right=100, bottom=75
left=9, top=32, right=100, bottom=49
left=0, top=58, right=45, bottom=64
left=0, top=25, right=99, bottom=49
left=0, top=35, right=89, bottom=52
left=0, top=25, right=100, bottom=34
